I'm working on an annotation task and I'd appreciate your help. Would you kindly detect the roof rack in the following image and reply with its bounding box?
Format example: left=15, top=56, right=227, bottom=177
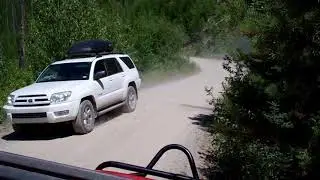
left=95, top=52, right=125, bottom=58
left=65, top=40, right=125, bottom=59
left=66, top=52, right=125, bottom=59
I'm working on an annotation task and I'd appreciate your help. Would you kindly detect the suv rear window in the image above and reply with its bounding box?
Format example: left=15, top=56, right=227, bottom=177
left=120, top=57, right=135, bottom=69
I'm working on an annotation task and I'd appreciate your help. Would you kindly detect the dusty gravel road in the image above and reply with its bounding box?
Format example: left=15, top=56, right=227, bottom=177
left=0, top=57, right=226, bottom=179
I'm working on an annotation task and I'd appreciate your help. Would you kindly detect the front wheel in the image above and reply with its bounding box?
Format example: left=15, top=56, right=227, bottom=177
left=122, top=86, right=137, bottom=113
left=72, top=100, right=96, bottom=134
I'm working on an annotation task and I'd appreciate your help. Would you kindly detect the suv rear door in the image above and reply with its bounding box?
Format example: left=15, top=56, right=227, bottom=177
left=118, top=56, right=141, bottom=88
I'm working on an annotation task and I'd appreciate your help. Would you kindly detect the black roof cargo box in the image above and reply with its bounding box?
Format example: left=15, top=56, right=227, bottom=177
left=67, top=40, right=113, bottom=57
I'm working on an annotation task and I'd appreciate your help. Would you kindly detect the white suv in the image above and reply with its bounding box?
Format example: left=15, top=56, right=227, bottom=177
left=3, top=53, right=141, bottom=134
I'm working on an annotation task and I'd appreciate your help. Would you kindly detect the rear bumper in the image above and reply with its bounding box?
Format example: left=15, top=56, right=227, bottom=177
left=3, top=100, right=80, bottom=124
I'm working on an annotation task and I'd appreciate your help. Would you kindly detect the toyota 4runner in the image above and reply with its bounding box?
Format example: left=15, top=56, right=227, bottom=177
left=3, top=40, right=141, bottom=134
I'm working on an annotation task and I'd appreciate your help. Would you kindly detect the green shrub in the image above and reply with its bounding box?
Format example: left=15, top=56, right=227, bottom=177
left=0, top=61, right=34, bottom=124
left=25, top=0, right=189, bottom=73
left=203, top=0, right=320, bottom=179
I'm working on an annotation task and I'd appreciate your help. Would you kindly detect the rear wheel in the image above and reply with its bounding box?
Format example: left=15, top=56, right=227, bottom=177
left=72, top=100, right=96, bottom=134
left=122, top=86, right=137, bottom=113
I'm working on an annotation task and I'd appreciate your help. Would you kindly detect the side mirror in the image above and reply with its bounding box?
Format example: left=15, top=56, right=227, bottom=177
left=94, top=71, right=106, bottom=80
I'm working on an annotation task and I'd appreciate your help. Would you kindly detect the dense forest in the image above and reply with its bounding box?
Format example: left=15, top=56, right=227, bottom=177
left=202, top=0, right=320, bottom=179
left=1, top=0, right=320, bottom=179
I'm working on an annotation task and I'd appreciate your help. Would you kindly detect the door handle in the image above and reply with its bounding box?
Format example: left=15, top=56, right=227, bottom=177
left=109, top=79, right=114, bottom=81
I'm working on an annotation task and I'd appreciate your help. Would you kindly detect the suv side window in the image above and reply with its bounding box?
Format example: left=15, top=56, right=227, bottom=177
left=119, top=57, right=135, bottom=69
left=94, top=60, right=106, bottom=77
left=105, top=58, right=123, bottom=76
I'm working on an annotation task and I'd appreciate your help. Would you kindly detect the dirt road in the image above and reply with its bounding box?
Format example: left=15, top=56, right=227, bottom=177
left=0, top=57, right=226, bottom=179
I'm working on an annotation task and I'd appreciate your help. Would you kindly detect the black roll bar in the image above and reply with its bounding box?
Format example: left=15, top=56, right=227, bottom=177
left=96, top=144, right=200, bottom=180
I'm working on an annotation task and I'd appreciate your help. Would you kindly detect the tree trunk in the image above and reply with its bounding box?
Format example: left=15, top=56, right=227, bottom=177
left=11, top=0, right=17, bottom=34
left=18, top=0, right=25, bottom=69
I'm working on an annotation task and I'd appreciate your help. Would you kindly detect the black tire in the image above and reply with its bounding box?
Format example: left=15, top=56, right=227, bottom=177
left=122, top=86, right=137, bottom=113
left=72, top=100, right=96, bottom=134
